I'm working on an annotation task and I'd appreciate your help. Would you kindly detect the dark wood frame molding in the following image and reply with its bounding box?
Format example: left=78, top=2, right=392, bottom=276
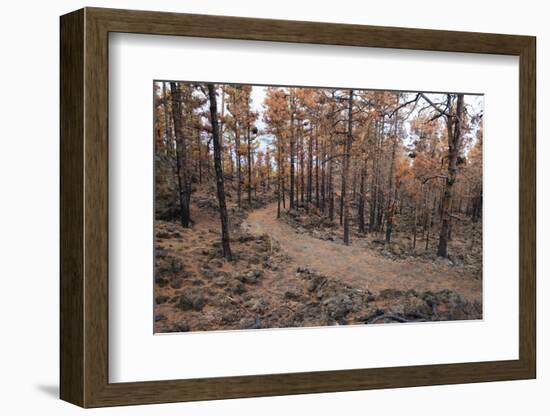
left=60, top=7, right=536, bottom=408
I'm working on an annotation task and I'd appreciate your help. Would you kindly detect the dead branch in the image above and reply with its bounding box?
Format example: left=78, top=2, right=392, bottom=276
left=387, top=93, right=421, bottom=118
left=369, top=314, right=410, bottom=324
left=419, top=93, right=452, bottom=118
left=369, top=313, right=428, bottom=324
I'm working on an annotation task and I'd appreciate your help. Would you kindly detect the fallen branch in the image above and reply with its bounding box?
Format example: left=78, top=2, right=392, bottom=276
left=354, top=309, right=384, bottom=322
left=369, top=314, right=410, bottom=324
left=368, top=313, right=428, bottom=324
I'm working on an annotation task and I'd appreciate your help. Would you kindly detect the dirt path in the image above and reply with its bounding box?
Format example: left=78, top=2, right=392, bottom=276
left=243, top=203, right=481, bottom=302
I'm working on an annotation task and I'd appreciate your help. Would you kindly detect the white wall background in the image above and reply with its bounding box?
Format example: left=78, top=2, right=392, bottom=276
left=0, top=0, right=545, bottom=414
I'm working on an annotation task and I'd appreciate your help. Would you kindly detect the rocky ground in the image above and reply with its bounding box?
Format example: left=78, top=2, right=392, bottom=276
left=154, top=194, right=482, bottom=333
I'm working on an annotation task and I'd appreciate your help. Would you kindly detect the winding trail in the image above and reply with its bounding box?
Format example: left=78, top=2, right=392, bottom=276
left=243, top=203, right=481, bottom=302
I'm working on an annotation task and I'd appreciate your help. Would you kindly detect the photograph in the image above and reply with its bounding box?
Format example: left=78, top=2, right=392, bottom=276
left=49, top=4, right=537, bottom=410
left=153, top=81, right=484, bottom=333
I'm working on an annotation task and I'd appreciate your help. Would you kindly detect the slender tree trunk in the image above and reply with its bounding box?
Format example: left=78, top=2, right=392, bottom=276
left=350, top=169, right=357, bottom=201
left=315, top=132, right=320, bottom=208
left=358, top=144, right=367, bottom=234
left=169, top=82, right=191, bottom=227
left=369, top=118, right=381, bottom=232
left=328, top=134, right=335, bottom=221
left=413, top=191, right=418, bottom=250
left=204, top=132, right=211, bottom=176
left=473, top=187, right=482, bottom=222
left=375, top=119, right=385, bottom=232
left=307, top=126, right=313, bottom=211
left=220, top=88, right=225, bottom=173
left=197, top=129, right=202, bottom=184
left=247, top=123, right=252, bottom=207
left=161, top=82, right=176, bottom=204
left=425, top=187, right=432, bottom=250
left=228, top=140, right=234, bottom=179
left=300, top=127, right=305, bottom=207
left=447, top=197, right=453, bottom=240
left=476, top=187, right=483, bottom=222
left=369, top=155, right=377, bottom=233
left=289, top=96, right=296, bottom=210
left=277, top=134, right=282, bottom=218
left=207, top=84, right=232, bottom=260
left=425, top=212, right=431, bottom=250
left=342, top=89, right=354, bottom=245
left=235, top=121, right=242, bottom=210
left=422, top=187, right=428, bottom=238
left=437, top=94, right=464, bottom=257
left=161, top=83, right=171, bottom=147
left=358, top=166, right=365, bottom=234
left=339, top=188, right=344, bottom=226
left=266, top=153, right=271, bottom=192
left=385, top=100, right=399, bottom=244
left=320, top=135, right=326, bottom=210
left=282, top=175, right=286, bottom=209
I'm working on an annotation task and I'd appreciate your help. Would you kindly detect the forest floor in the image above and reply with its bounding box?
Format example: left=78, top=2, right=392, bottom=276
left=244, top=203, right=482, bottom=302
left=154, top=195, right=482, bottom=333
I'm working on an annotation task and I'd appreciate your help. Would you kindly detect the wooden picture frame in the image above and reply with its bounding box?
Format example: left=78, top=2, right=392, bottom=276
left=60, top=7, right=536, bottom=408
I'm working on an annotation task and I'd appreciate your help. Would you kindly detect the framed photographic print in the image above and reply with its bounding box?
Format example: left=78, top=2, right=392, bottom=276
left=60, top=7, right=536, bottom=408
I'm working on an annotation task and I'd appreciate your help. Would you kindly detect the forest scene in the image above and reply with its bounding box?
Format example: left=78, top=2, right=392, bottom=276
left=154, top=81, right=483, bottom=333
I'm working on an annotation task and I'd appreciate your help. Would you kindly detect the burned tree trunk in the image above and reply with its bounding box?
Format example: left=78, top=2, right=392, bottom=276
left=339, top=187, right=344, bottom=226
left=277, top=136, right=282, bottom=219
left=196, top=128, right=202, bottom=184
left=207, top=84, right=232, bottom=260
left=247, top=122, right=252, bottom=207
left=471, top=186, right=482, bottom=222
left=219, top=88, right=225, bottom=173
left=320, top=135, right=326, bottom=210
left=289, top=95, right=296, bottom=210
left=235, top=122, right=242, bottom=209
left=300, top=127, right=305, bottom=207
left=369, top=118, right=382, bottom=233
left=315, top=132, right=320, bottom=208
left=169, top=82, right=191, bottom=227
left=358, top=141, right=368, bottom=234
left=328, top=134, right=335, bottom=221
left=412, top=185, right=420, bottom=250
left=437, top=94, right=464, bottom=257
left=385, top=101, right=399, bottom=244
left=342, top=89, right=354, bottom=245
left=307, top=125, right=313, bottom=211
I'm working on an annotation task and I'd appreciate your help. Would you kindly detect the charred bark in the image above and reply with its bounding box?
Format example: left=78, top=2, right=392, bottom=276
left=342, top=89, right=354, bottom=245
left=169, top=82, right=191, bottom=227
left=437, top=94, right=464, bottom=257
left=207, top=84, right=232, bottom=260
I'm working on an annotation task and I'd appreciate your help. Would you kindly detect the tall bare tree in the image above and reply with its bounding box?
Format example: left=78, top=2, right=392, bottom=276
left=169, top=82, right=191, bottom=227
left=437, top=94, right=465, bottom=257
left=207, top=84, right=232, bottom=260
left=342, top=89, right=354, bottom=245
